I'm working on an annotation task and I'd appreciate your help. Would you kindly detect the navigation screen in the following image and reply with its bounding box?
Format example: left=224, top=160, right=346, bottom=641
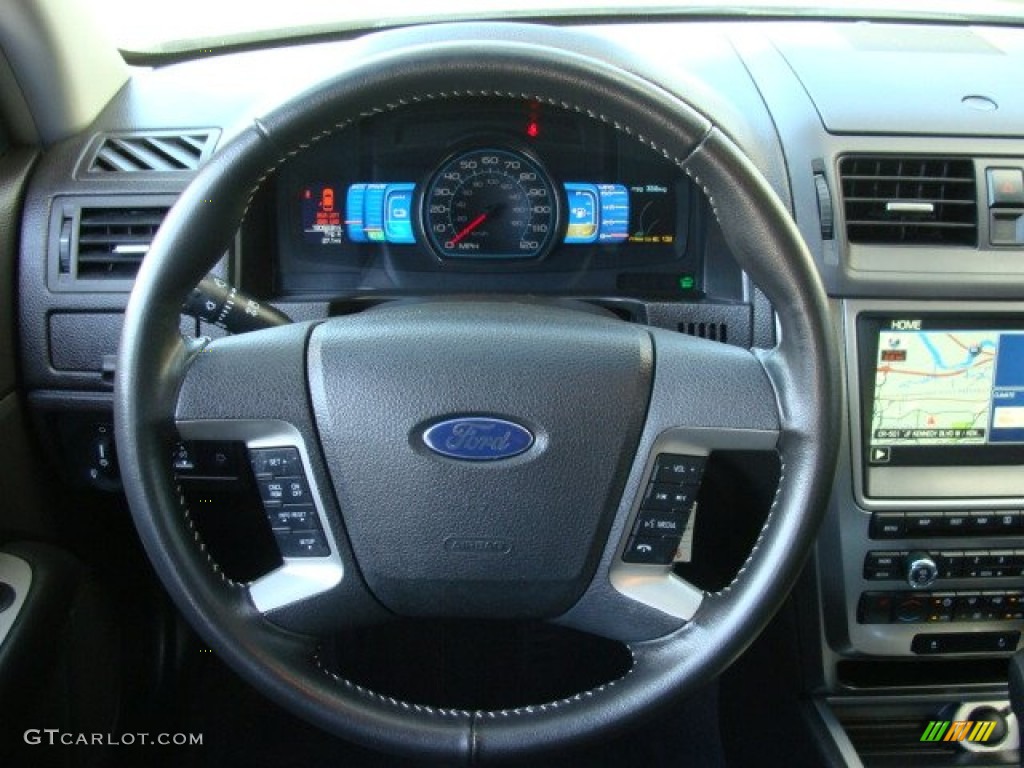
left=864, top=317, right=1024, bottom=465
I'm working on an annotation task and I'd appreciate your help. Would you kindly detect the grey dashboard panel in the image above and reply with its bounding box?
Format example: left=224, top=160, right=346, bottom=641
left=734, top=23, right=1024, bottom=299
left=773, top=23, right=1024, bottom=139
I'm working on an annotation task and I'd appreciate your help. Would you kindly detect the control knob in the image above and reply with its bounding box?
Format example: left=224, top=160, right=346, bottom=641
left=905, top=551, right=938, bottom=589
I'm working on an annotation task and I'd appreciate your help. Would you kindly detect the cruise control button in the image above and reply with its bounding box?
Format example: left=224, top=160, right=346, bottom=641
left=249, top=447, right=302, bottom=477
left=256, top=474, right=287, bottom=504
left=267, top=504, right=319, bottom=532
left=275, top=530, right=329, bottom=558
left=276, top=476, right=311, bottom=504
left=622, top=536, right=679, bottom=565
left=634, top=510, right=688, bottom=538
left=653, top=454, right=705, bottom=485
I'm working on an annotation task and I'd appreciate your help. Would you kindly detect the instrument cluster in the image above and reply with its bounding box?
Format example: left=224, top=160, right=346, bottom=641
left=272, top=98, right=701, bottom=299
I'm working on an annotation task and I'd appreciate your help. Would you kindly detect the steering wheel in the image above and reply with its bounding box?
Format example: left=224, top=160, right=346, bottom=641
left=115, top=23, right=840, bottom=763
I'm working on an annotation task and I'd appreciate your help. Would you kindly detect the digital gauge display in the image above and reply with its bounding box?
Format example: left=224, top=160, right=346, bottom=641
left=297, top=148, right=682, bottom=260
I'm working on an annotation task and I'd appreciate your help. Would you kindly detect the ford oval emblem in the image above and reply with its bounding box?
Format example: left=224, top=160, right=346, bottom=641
left=422, top=418, right=534, bottom=461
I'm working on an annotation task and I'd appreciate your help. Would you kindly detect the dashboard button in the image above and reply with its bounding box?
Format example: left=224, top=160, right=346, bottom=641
left=893, top=595, right=927, bottom=623
left=864, top=551, right=905, bottom=581
left=970, top=511, right=998, bottom=532
left=995, top=511, right=1023, bottom=533
left=953, top=594, right=988, bottom=622
left=912, top=631, right=1020, bottom=655
left=858, top=593, right=893, bottom=624
left=940, top=512, right=970, bottom=534
left=935, top=551, right=964, bottom=579
left=870, top=512, right=905, bottom=539
left=275, top=530, right=329, bottom=558
left=927, top=593, right=955, bottom=622
left=906, top=512, right=942, bottom=536
left=987, top=168, right=1024, bottom=207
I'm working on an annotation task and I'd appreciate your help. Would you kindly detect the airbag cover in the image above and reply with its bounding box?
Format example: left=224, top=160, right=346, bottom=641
left=307, top=301, right=652, bottom=618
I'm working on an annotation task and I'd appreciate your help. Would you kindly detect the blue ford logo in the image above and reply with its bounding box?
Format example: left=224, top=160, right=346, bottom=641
left=422, top=418, right=534, bottom=461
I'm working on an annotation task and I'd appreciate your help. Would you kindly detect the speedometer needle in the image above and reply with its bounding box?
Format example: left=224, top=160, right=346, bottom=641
left=448, top=211, right=490, bottom=247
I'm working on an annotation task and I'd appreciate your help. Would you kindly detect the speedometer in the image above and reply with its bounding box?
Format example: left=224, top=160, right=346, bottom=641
left=421, top=148, right=559, bottom=259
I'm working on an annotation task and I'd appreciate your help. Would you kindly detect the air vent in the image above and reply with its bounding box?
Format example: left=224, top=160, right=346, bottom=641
left=840, top=156, right=977, bottom=246
left=679, top=321, right=728, bottom=343
left=84, top=130, right=218, bottom=174
left=70, top=207, right=168, bottom=280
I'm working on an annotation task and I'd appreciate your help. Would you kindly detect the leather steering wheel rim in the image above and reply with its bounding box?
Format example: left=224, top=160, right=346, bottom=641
left=115, top=23, right=840, bottom=764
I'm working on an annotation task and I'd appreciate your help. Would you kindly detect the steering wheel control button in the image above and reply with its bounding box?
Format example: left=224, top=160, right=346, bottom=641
left=634, top=510, right=689, bottom=538
left=248, top=447, right=302, bottom=476
left=653, top=454, right=705, bottom=485
left=279, top=476, right=310, bottom=503
left=622, top=453, right=706, bottom=565
left=644, top=484, right=695, bottom=512
left=246, top=445, right=330, bottom=557
left=268, top=504, right=318, bottom=533
left=275, top=530, right=329, bottom=558
left=622, top=536, right=679, bottom=565
left=257, top=475, right=287, bottom=504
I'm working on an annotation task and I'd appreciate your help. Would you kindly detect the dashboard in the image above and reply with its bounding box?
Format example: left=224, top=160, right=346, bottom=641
left=8, top=13, right=1024, bottom=767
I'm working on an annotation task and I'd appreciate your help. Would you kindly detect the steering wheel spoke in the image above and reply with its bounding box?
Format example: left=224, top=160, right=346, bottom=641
left=557, top=330, right=781, bottom=642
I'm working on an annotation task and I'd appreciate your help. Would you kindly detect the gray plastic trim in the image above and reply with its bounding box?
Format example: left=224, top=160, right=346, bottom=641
left=175, top=419, right=343, bottom=614
left=0, top=553, right=32, bottom=648
left=808, top=698, right=865, bottom=768
left=608, top=426, right=778, bottom=621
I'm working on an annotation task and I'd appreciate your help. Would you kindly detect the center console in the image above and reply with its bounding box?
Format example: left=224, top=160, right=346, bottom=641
left=825, top=300, right=1024, bottom=661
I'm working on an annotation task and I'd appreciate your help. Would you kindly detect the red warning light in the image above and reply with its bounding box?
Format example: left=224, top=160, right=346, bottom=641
left=526, top=121, right=540, bottom=139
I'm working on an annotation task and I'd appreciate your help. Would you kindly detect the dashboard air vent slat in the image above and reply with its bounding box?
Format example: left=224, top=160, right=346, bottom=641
left=86, top=130, right=217, bottom=174
left=840, top=156, right=977, bottom=246
left=74, top=207, right=169, bottom=279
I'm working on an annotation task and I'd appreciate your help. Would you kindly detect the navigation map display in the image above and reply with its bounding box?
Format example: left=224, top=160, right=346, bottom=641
left=863, top=316, right=1024, bottom=466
